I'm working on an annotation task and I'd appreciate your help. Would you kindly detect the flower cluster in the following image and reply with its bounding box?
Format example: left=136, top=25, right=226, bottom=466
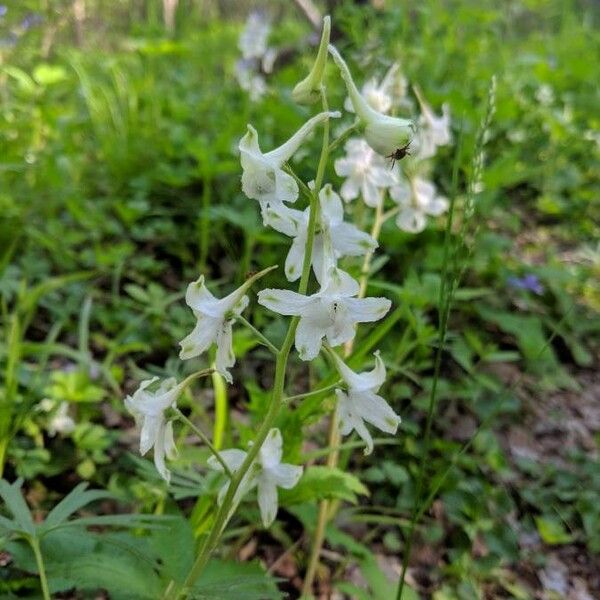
left=332, top=50, right=452, bottom=233
left=124, top=19, right=456, bottom=532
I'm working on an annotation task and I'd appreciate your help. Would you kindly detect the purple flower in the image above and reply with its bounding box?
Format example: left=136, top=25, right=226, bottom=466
left=21, top=13, right=42, bottom=30
left=0, top=6, right=7, bottom=18
left=507, top=274, right=544, bottom=295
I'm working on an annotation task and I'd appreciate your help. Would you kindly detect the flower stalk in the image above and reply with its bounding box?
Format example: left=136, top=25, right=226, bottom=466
left=165, top=89, right=333, bottom=600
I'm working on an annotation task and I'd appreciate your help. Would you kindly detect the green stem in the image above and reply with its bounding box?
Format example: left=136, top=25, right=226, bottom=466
left=284, top=381, right=340, bottom=404
left=236, top=315, right=280, bottom=354
left=327, top=119, right=360, bottom=154
left=395, top=123, right=464, bottom=600
left=211, top=369, right=228, bottom=450
left=164, top=90, right=332, bottom=600
left=30, top=537, right=50, bottom=600
left=173, top=408, right=232, bottom=478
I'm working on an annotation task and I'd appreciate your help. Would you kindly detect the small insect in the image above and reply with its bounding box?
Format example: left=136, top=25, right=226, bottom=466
left=245, top=270, right=259, bottom=279
left=386, top=141, right=411, bottom=169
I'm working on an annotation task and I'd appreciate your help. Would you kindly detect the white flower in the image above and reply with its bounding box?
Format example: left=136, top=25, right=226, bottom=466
left=330, top=351, right=401, bottom=455
left=46, top=402, right=75, bottom=437
left=413, top=86, right=451, bottom=160
left=390, top=176, right=449, bottom=233
left=239, top=111, right=341, bottom=215
left=334, top=138, right=397, bottom=207
left=208, top=428, right=302, bottom=527
left=234, top=59, right=267, bottom=102
left=125, top=377, right=183, bottom=482
left=179, top=268, right=274, bottom=383
left=329, top=44, right=413, bottom=157
left=344, top=63, right=406, bottom=115
left=264, top=184, right=377, bottom=282
left=239, top=12, right=271, bottom=61
left=258, top=267, right=391, bottom=361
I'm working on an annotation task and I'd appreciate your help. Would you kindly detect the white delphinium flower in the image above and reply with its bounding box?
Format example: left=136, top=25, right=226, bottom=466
left=238, top=12, right=271, bottom=61
left=258, top=267, right=391, bottom=361
left=390, top=175, right=449, bottom=233
left=334, top=138, right=397, bottom=207
left=125, top=377, right=184, bottom=482
left=329, top=44, right=413, bottom=157
left=264, top=184, right=377, bottom=281
left=234, top=59, right=267, bottom=102
left=413, top=86, right=451, bottom=160
left=343, top=63, right=406, bottom=114
left=330, top=351, right=401, bottom=455
left=208, top=428, right=302, bottom=527
left=239, top=111, right=341, bottom=216
left=179, top=268, right=274, bottom=383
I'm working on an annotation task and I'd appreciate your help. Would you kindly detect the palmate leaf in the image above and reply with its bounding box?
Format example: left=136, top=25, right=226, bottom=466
left=41, top=482, right=112, bottom=531
left=279, top=466, right=369, bottom=506
left=189, top=559, right=282, bottom=600
left=50, top=551, right=162, bottom=599
left=0, top=479, right=35, bottom=536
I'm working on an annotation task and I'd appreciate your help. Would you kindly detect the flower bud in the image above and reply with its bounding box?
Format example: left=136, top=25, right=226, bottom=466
left=292, top=16, right=330, bottom=105
left=329, top=44, right=414, bottom=157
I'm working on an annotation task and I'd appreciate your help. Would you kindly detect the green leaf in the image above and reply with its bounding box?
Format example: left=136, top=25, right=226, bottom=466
left=52, top=551, right=162, bottom=599
left=0, top=479, right=35, bottom=535
left=279, top=466, right=369, bottom=505
left=534, top=515, right=574, bottom=545
left=190, top=559, right=282, bottom=600
left=41, top=483, right=112, bottom=532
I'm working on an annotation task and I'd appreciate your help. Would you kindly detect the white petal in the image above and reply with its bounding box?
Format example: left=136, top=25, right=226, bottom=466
left=396, top=207, right=426, bottom=233
left=325, top=307, right=356, bottom=347
left=425, top=195, right=449, bottom=216
left=357, top=392, right=401, bottom=435
left=295, top=314, right=325, bottom=361
left=319, top=184, right=344, bottom=225
left=153, top=420, right=171, bottom=482
left=263, top=203, right=305, bottom=236
left=258, top=288, right=313, bottom=316
left=339, top=177, right=360, bottom=202
left=274, top=169, right=299, bottom=204
left=330, top=350, right=385, bottom=393
left=354, top=416, right=375, bottom=455
left=320, top=267, right=359, bottom=297
left=285, top=235, right=306, bottom=282
left=185, top=276, right=219, bottom=315
left=331, top=222, right=377, bottom=257
left=369, top=165, right=397, bottom=188
left=259, top=428, right=283, bottom=469
left=335, top=390, right=374, bottom=455
left=271, top=463, right=303, bottom=489
left=178, top=314, right=220, bottom=360
left=389, top=181, right=411, bottom=206
left=362, top=179, right=383, bottom=208
left=257, top=477, right=278, bottom=527
left=163, top=420, right=178, bottom=460
left=342, top=296, right=392, bottom=323
left=334, top=156, right=357, bottom=178
left=139, top=415, right=161, bottom=456
left=215, top=322, right=235, bottom=383
left=207, top=448, right=248, bottom=473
